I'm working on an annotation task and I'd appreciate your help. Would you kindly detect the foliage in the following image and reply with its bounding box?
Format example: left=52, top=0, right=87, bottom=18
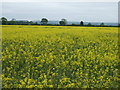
left=1, top=17, right=7, bottom=25
left=41, top=18, right=48, bottom=25
left=9, top=18, right=16, bottom=25
left=80, top=21, right=84, bottom=26
left=2, top=25, right=119, bottom=88
left=87, top=23, right=92, bottom=26
left=59, top=19, right=67, bottom=26
left=100, top=23, right=104, bottom=26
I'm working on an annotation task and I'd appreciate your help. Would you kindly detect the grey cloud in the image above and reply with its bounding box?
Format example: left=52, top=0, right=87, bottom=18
left=2, top=2, right=118, bottom=22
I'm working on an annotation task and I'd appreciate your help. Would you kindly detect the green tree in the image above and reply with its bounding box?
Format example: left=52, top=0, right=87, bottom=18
left=100, top=23, right=104, bottom=26
left=10, top=18, right=16, bottom=25
left=87, top=23, right=92, bottom=26
left=1, top=17, right=7, bottom=25
left=80, top=21, right=84, bottom=26
left=28, top=21, right=33, bottom=25
left=41, top=18, right=48, bottom=25
left=59, top=19, right=67, bottom=26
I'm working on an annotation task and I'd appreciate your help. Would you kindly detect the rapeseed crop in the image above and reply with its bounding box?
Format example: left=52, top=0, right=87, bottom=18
left=2, top=25, right=119, bottom=88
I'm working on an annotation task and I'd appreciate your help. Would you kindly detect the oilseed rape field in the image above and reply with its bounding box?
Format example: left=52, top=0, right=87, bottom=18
left=2, top=25, right=119, bottom=88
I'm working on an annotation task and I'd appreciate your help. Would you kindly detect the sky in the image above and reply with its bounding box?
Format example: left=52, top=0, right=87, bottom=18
left=1, top=2, right=118, bottom=22
left=1, top=0, right=120, bottom=2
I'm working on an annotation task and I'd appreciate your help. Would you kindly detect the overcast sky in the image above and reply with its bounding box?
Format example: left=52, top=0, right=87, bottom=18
left=2, top=2, right=118, bottom=22
left=1, top=0, right=120, bottom=2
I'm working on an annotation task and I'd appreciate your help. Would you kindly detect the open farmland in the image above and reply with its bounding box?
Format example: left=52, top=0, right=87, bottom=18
left=2, top=25, right=119, bottom=88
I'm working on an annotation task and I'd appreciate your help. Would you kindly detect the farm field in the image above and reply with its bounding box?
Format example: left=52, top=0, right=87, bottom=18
left=2, top=25, right=119, bottom=88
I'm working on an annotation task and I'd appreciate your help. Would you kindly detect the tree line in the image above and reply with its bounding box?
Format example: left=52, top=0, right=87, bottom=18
left=0, top=17, right=109, bottom=27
